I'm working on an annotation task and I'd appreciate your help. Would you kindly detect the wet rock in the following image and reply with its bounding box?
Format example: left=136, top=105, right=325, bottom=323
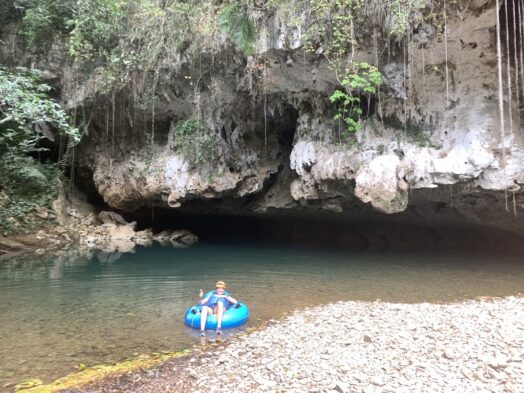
left=170, top=230, right=198, bottom=247
left=0, top=237, right=29, bottom=251
left=98, top=211, right=131, bottom=226
left=153, top=230, right=172, bottom=245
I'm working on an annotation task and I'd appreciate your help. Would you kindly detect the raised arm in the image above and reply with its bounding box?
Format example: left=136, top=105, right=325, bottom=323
left=199, top=289, right=211, bottom=305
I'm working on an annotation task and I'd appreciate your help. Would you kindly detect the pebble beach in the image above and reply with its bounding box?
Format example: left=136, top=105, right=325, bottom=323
left=66, top=297, right=524, bottom=393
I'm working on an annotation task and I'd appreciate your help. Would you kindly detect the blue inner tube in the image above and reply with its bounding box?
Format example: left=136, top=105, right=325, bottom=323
left=184, top=293, right=249, bottom=330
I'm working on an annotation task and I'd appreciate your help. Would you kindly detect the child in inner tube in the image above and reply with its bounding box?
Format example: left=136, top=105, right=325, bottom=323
left=199, top=280, right=238, bottom=336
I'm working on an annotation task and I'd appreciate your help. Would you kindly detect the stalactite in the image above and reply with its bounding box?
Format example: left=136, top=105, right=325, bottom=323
left=443, top=0, right=450, bottom=111
left=338, top=117, right=342, bottom=144
left=495, top=0, right=506, bottom=167
left=519, top=1, right=524, bottom=116
left=106, top=97, right=110, bottom=152
left=373, top=28, right=384, bottom=126
left=69, top=147, right=75, bottom=196
left=111, top=90, right=116, bottom=159
left=512, top=0, right=521, bottom=132
left=263, top=62, right=268, bottom=156
left=408, top=29, right=413, bottom=101
left=422, top=46, right=427, bottom=103
left=504, top=0, right=514, bottom=137
left=132, top=82, right=137, bottom=149
left=512, top=189, right=518, bottom=215
left=403, top=38, right=407, bottom=138
left=151, top=101, right=155, bottom=145
left=70, top=77, right=78, bottom=198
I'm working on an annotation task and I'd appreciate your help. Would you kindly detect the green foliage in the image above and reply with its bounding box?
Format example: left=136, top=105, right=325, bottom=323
left=14, top=0, right=75, bottom=49
left=0, top=154, right=61, bottom=235
left=0, top=66, right=78, bottom=235
left=265, top=0, right=361, bottom=68
left=308, top=0, right=361, bottom=61
left=218, top=3, right=255, bottom=56
left=0, top=66, right=80, bottom=156
left=68, top=0, right=130, bottom=62
left=362, top=0, right=429, bottom=38
left=329, top=63, right=381, bottom=139
left=65, top=0, right=218, bottom=102
left=0, top=0, right=22, bottom=35
left=267, top=0, right=430, bottom=64
left=174, top=118, right=220, bottom=165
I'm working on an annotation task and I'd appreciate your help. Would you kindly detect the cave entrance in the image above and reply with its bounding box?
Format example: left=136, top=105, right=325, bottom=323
left=265, top=102, right=298, bottom=164
left=122, top=207, right=524, bottom=256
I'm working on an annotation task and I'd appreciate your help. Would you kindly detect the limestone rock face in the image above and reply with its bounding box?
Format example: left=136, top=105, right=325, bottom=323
left=70, top=3, right=524, bottom=234
left=355, top=155, right=408, bottom=214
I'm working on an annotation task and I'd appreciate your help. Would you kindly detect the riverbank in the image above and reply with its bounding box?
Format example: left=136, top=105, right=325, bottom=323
left=27, top=296, right=523, bottom=393
left=0, top=210, right=198, bottom=263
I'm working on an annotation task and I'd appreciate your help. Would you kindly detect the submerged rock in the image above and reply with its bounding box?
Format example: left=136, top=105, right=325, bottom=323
left=152, top=229, right=199, bottom=248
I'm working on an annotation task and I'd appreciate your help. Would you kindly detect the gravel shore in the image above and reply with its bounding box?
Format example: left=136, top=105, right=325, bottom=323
left=67, top=297, right=523, bottom=393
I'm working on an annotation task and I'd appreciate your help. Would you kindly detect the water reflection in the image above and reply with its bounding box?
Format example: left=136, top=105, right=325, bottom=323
left=0, top=243, right=523, bottom=389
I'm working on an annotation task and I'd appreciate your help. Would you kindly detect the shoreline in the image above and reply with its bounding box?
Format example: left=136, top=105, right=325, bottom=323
left=18, top=296, right=524, bottom=393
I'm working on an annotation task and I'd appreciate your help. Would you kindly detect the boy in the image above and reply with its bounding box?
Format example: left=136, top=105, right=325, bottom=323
left=199, top=281, right=237, bottom=336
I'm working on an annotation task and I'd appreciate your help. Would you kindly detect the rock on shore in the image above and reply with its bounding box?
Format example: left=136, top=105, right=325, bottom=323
left=180, top=297, right=523, bottom=393
left=66, top=297, right=523, bottom=393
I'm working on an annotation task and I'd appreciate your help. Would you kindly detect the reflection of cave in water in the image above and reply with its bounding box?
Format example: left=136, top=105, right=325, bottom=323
left=1, top=243, right=524, bottom=389
left=95, top=250, right=126, bottom=263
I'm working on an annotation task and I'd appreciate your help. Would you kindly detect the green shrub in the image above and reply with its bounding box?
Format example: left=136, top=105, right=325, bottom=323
left=173, top=119, right=220, bottom=165
left=329, top=62, right=382, bottom=139
left=0, top=66, right=78, bottom=235
left=12, top=0, right=76, bottom=49
left=0, top=154, right=61, bottom=235
left=68, top=0, right=130, bottom=62
left=218, top=2, right=255, bottom=56
left=0, top=66, right=80, bottom=156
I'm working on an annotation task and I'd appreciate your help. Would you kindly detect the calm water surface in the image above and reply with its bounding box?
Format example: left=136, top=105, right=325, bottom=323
left=1, top=242, right=523, bottom=388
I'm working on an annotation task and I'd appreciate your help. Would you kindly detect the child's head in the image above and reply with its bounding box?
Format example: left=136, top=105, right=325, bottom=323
left=215, top=281, right=226, bottom=292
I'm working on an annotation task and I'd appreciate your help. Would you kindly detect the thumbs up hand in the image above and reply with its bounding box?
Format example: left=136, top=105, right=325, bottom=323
left=199, top=289, right=203, bottom=298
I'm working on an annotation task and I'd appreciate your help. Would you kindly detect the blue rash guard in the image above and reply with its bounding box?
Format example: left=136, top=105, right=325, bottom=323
left=204, top=290, right=231, bottom=310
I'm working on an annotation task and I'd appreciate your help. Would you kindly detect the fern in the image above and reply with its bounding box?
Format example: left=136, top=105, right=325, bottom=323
left=218, top=3, right=255, bottom=56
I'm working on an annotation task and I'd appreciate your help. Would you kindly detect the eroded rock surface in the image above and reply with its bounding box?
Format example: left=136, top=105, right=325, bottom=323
left=71, top=3, right=524, bottom=234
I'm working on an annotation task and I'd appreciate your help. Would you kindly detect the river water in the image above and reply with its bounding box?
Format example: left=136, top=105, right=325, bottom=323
left=1, top=242, right=523, bottom=389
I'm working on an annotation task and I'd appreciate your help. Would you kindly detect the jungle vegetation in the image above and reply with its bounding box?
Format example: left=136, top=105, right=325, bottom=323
left=2, top=0, right=508, bottom=232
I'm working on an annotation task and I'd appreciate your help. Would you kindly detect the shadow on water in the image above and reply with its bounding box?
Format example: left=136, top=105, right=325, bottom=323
left=129, top=210, right=524, bottom=255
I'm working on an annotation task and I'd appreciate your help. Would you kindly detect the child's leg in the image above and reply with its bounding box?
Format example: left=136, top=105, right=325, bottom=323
left=200, top=306, right=213, bottom=331
left=215, top=302, right=225, bottom=331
